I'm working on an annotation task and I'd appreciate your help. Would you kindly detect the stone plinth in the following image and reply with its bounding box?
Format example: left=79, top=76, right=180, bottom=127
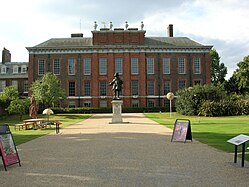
left=110, top=100, right=123, bottom=123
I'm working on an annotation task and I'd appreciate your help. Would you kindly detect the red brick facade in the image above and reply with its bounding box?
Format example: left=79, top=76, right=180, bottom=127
left=27, top=26, right=212, bottom=108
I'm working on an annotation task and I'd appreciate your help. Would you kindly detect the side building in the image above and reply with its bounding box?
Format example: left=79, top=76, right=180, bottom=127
left=26, top=23, right=212, bottom=108
left=0, top=48, right=28, bottom=95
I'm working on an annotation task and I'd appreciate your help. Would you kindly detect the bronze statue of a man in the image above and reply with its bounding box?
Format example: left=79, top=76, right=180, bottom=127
left=109, top=72, right=123, bottom=99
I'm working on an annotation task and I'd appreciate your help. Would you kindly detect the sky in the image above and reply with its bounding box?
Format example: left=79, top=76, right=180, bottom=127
left=1, top=0, right=249, bottom=79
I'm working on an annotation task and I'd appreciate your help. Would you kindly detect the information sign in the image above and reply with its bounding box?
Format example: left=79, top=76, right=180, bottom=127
left=0, top=124, right=21, bottom=171
left=171, top=119, right=192, bottom=143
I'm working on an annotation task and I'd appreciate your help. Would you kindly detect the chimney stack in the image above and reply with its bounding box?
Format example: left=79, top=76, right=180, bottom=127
left=167, top=24, right=173, bottom=37
left=2, top=48, right=11, bottom=64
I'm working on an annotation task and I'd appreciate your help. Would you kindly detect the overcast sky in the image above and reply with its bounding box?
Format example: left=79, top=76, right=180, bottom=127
left=1, top=0, right=249, bottom=78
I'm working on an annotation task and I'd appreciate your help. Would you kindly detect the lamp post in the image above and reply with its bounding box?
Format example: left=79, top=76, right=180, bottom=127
left=166, top=92, right=175, bottom=118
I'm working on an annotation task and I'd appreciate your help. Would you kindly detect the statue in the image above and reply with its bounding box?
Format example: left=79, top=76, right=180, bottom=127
left=110, top=21, right=113, bottom=30
left=94, top=21, right=98, bottom=30
left=125, top=21, right=129, bottom=30
left=109, top=72, right=123, bottom=99
left=141, top=21, right=144, bottom=30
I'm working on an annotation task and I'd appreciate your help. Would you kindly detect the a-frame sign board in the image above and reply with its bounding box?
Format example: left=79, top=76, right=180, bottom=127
left=0, top=124, right=21, bottom=171
left=171, top=119, right=192, bottom=143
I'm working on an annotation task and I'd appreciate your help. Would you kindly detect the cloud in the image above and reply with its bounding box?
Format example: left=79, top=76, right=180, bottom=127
left=1, top=0, right=249, bottom=79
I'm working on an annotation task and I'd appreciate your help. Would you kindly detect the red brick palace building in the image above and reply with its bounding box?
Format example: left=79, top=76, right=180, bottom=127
left=26, top=23, right=212, bottom=108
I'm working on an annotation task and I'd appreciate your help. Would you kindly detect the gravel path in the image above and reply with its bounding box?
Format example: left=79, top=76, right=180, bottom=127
left=1, top=113, right=249, bottom=187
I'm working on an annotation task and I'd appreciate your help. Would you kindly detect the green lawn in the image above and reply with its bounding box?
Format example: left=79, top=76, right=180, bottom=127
left=145, top=112, right=249, bottom=153
left=0, top=114, right=91, bottom=145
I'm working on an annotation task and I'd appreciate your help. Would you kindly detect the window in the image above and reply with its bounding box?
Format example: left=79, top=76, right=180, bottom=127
left=163, top=80, right=171, bottom=95
left=194, top=80, right=201, bottom=85
left=131, top=80, right=139, bottom=96
left=21, top=65, right=27, bottom=73
left=115, top=58, right=122, bottom=74
left=24, top=80, right=29, bottom=92
left=68, top=82, right=75, bottom=96
left=147, top=58, right=154, bottom=74
left=148, top=99, right=155, bottom=107
left=84, top=58, right=91, bottom=75
left=147, top=80, right=154, bottom=95
left=84, top=100, right=91, bottom=107
left=0, top=80, right=6, bottom=92
left=53, top=59, right=60, bottom=75
left=68, top=100, right=76, bottom=108
left=68, top=58, right=75, bottom=75
left=99, top=81, right=107, bottom=96
left=12, top=80, right=18, bottom=89
left=38, top=59, right=45, bottom=75
left=132, top=100, right=139, bottom=108
left=178, top=80, right=186, bottom=90
left=100, top=100, right=107, bottom=108
left=13, top=65, right=18, bottom=74
left=84, top=81, right=91, bottom=96
left=193, top=57, right=201, bottom=74
left=99, top=58, right=107, bottom=75
left=163, top=58, right=170, bottom=74
left=1, top=66, right=6, bottom=74
left=131, top=58, right=139, bottom=74
left=178, top=58, right=185, bottom=74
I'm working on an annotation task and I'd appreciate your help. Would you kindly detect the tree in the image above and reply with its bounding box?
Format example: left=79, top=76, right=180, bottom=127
left=0, top=86, right=19, bottom=109
left=7, top=98, right=30, bottom=120
left=210, top=48, right=227, bottom=85
left=233, top=55, right=249, bottom=94
left=31, top=72, right=66, bottom=108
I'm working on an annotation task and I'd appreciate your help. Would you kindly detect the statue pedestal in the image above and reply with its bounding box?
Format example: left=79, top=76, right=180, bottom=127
left=110, top=100, right=123, bottom=123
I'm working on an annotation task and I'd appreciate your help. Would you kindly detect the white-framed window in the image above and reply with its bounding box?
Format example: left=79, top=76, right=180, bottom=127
left=84, top=58, right=91, bottom=75
left=147, top=58, right=154, bottom=74
left=131, top=58, right=139, bottom=74
left=21, top=65, right=27, bottom=73
left=13, top=65, right=18, bottom=74
left=178, top=57, right=185, bottom=74
left=0, top=80, right=6, bottom=92
left=193, top=57, right=201, bottom=74
left=38, top=59, right=45, bottom=75
left=84, top=81, right=91, bottom=96
left=1, top=66, right=6, bottom=74
left=147, top=80, right=154, bottom=95
left=68, top=100, right=76, bottom=108
left=68, top=58, right=75, bottom=75
left=115, top=58, right=123, bottom=74
left=99, top=81, right=107, bottom=96
left=164, top=80, right=171, bottom=95
left=100, top=100, right=107, bottom=108
left=68, top=81, right=75, bottom=96
left=163, top=58, right=170, bottom=74
left=99, top=58, right=107, bottom=75
left=53, top=59, right=60, bottom=75
left=12, top=80, right=18, bottom=89
left=132, top=100, right=139, bottom=108
left=131, top=80, right=139, bottom=96
left=148, top=99, right=155, bottom=107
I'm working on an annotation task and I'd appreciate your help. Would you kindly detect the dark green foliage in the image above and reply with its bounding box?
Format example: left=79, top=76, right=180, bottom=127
left=51, top=107, right=168, bottom=114
left=176, top=84, right=225, bottom=115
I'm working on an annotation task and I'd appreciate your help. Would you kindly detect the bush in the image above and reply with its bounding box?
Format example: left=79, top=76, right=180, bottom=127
left=176, top=84, right=225, bottom=116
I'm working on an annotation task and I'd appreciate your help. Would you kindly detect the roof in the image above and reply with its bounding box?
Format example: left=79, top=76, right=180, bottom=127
left=30, top=37, right=209, bottom=49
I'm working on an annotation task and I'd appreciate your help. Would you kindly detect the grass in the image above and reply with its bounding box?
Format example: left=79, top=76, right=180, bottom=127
left=0, top=114, right=91, bottom=145
left=145, top=112, right=249, bottom=153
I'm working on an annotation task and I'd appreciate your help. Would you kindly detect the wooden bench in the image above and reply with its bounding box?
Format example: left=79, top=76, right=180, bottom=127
left=14, top=123, right=26, bottom=131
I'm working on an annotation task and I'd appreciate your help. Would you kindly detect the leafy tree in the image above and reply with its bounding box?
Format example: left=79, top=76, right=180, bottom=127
left=233, top=55, right=249, bottom=94
left=0, top=86, right=19, bottom=108
left=7, top=98, right=30, bottom=120
left=31, top=72, right=66, bottom=108
left=175, top=84, right=226, bottom=115
left=210, top=48, right=227, bottom=85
